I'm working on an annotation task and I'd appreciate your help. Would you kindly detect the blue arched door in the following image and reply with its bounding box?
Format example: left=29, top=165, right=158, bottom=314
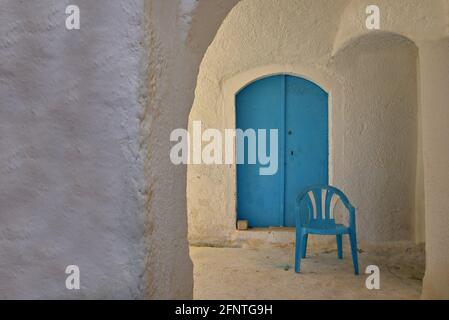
left=236, top=75, right=328, bottom=228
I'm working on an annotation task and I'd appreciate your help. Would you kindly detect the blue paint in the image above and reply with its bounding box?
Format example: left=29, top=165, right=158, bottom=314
left=294, top=185, right=359, bottom=275
left=284, top=76, right=329, bottom=227
left=236, top=75, right=328, bottom=228
left=236, top=76, right=283, bottom=227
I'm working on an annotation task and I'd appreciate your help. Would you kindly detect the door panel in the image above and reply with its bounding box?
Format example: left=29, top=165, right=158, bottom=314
left=236, top=75, right=283, bottom=227
left=284, top=76, right=328, bottom=227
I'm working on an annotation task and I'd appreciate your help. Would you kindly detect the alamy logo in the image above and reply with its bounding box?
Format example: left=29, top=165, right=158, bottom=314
left=365, top=265, right=380, bottom=290
left=65, top=265, right=80, bottom=290
left=170, top=121, right=279, bottom=176
left=366, top=5, right=380, bottom=30
left=65, top=5, right=80, bottom=30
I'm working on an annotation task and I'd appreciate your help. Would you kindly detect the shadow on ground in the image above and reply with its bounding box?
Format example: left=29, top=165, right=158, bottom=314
left=190, top=240, right=424, bottom=300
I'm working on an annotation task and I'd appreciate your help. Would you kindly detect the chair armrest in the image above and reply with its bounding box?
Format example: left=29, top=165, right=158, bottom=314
left=340, top=199, right=356, bottom=229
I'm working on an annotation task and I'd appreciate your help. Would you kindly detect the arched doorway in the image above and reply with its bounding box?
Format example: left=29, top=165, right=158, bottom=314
left=236, top=75, right=328, bottom=228
left=181, top=0, right=435, bottom=300
left=145, top=0, right=449, bottom=300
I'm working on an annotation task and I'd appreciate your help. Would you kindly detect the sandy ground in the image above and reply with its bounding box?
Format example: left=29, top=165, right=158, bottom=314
left=190, top=240, right=424, bottom=300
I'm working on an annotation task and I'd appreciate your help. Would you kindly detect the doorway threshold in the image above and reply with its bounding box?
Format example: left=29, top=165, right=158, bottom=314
left=231, top=227, right=295, bottom=247
left=248, top=227, right=295, bottom=232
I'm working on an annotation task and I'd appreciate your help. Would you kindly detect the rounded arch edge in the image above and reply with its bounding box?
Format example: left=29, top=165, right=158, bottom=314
left=222, top=64, right=333, bottom=99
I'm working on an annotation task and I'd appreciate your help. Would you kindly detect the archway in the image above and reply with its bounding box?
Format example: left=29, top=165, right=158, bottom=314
left=330, top=31, right=420, bottom=241
left=146, top=0, right=449, bottom=299
left=184, top=0, right=424, bottom=299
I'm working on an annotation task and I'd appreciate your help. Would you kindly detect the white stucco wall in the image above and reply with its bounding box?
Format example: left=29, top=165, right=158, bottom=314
left=0, top=0, right=145, bottom=299
left=142, top=0, right=240, bottom=299
left=187, top=0, right=420, bottom=245
left=0, top=0, right=240, bottom=301
left=331, top=33, right=418, bottom=241
left=420, top=38, right=449, bottom=300
left=333, top=0, right=448, bottom=52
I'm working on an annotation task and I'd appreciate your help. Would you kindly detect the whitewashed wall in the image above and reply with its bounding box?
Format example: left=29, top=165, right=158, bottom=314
left=0, top=0, right=145, bottom=299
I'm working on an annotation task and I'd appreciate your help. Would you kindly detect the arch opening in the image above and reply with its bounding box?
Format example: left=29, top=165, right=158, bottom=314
left=183, top=0, right=426, bottom=300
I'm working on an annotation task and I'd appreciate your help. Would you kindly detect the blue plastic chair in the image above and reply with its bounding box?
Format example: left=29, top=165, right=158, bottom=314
left=295, top=185, right=359, bottom=275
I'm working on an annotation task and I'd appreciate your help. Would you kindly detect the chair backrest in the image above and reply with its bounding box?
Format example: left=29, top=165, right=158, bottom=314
left=296, top=185, right=353, bottom=227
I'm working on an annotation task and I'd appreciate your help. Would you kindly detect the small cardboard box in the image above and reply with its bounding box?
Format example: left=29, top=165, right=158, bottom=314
left=237, top=219, right=248, bottom=230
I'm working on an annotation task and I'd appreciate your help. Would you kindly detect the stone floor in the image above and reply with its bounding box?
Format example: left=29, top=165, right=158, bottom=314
left=190, top=240, right=425, bottom=300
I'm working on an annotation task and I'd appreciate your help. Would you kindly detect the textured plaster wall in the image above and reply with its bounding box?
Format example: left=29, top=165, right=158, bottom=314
left=420, top=38, right=449, bottom=300
left=334, top=0, right=448, bottom=52
left=0, top=0, right=239, bottom=301
left=331, top=33, right=418, bottom=241
left=187, top=0, right=420, bottom=245
left=0, top=0, right=145, bottom=299
left=142, top=0, right=239, bottom=299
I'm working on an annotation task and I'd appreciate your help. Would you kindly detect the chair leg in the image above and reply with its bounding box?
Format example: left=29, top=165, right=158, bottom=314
left=336, top=234, right=343, bottom=259
left=301, top=234, right=308, bottom=259
left=295, top=230, right=303, bottom=273
left=349, top=231, right=359, bottom=275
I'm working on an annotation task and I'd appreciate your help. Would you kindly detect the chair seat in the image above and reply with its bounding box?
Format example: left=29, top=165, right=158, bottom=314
left=300, top=223, right=349, bottom=235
